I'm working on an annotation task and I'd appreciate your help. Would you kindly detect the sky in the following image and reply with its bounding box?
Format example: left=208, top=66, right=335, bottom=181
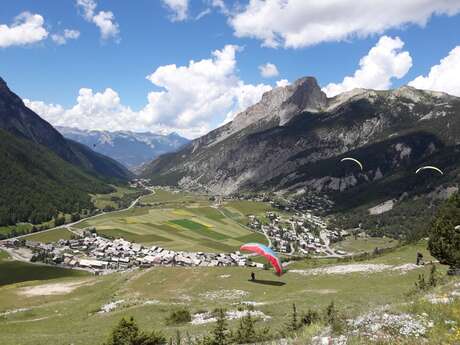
left=1, top=0, right=460, bottom=139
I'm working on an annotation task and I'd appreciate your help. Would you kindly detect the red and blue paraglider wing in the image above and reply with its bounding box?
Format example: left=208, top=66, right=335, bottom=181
left=240, top=243, right=283, bottom=276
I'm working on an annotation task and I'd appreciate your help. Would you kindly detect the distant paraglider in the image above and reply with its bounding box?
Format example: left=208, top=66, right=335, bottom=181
left=240, top=243, right=283, bottom=276
left=340, top=157, right=363, bottom=171
left=416, top=166, right=444, bottom=175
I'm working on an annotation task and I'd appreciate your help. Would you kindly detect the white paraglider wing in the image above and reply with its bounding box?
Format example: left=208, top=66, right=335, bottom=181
left=415, top=166, right=444, bottom=175
left=340, top=157, right=363, bottom=171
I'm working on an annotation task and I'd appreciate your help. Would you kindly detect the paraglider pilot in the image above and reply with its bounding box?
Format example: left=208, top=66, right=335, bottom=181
left=416, top=252, right=424, bottom=266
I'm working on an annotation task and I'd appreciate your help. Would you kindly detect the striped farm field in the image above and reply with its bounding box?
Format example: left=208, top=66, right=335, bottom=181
left=74, top=190, right=268, bottom=253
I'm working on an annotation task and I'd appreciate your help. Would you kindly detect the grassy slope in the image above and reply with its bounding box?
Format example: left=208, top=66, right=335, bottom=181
left=0, top=241, right=455, bottom=345
left=0, top=250, right=88, bottom=287
left=22, top=228, right=74, bottom=243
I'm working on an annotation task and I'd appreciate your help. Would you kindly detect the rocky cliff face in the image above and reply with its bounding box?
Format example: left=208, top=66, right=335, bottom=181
left=141, top=76, right=460, bottom=205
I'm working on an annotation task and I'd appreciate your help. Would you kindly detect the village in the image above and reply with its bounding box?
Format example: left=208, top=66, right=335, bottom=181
left=132, top=180, right=351, bottom=257
left=246, top=194, right=350, bottom=256
left=2, top=232, right=253, bottom=274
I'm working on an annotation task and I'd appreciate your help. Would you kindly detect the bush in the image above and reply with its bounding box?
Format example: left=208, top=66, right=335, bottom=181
left=301, top=309, right=320, bottom=326
left=428, top=192, right=460, bottom=268
left=165, top=308, right=191, bottom=325
left=54, top=216, right=66, bottom=226
left=323, top=302, right=345, bottom=334
left=104, top=317, right=166, bottom=345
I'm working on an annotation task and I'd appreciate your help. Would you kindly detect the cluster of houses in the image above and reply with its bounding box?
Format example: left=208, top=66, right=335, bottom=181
left=270, top=193, right=334, bottom=215
left=3, top=234, right=252, bottom=274
left=248, top=208, right=349, bottom=256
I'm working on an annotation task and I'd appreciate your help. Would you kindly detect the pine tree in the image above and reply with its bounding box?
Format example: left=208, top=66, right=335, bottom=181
left=233, top=312, right=257, bottom=344
left=212, top=309, right=229, bottom=345
left=429, top=264, right=437, bottom=287
left=428, top=192, right=460, bottom=268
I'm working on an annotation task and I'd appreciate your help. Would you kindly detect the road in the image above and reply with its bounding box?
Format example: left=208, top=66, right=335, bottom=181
left=1, top=194, right=143, bottom=243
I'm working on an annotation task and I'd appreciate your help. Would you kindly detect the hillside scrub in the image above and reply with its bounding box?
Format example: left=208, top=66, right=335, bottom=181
left=429, top=192, right=460, bottom=269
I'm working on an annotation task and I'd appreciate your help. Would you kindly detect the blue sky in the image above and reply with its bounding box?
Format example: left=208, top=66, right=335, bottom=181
left=1, top=0, right=460, bottom=138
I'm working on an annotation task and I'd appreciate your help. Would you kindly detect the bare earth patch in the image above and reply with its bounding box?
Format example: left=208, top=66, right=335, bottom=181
left=18, top=279, right=94, bottom=297
left=199, top=289, right=248, bottom=300
left=290, top=263, right=420, bottom=276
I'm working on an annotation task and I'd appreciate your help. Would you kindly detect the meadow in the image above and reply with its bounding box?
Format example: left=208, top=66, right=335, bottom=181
left=22, top=228, right=74, bottom=243
left=73, top=190, right=269, bottom=252
left=0, top=250, right=88, bottom=287
left=0, top=240, right=456, bottom=345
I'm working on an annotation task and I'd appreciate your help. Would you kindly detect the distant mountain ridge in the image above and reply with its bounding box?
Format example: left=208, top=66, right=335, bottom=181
left=141, top=76, right=460, bottom=211
left=57, top=126, right=189, bottom=170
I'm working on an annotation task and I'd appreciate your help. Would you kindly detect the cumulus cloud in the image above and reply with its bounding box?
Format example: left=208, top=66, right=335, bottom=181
left=259, top=62, right=279, bottom=78
left=76, top=0, right=119, bottom=40
left=276, top=79, right=289, bottom=87
left=229, top=0, right=460, bottom=48
left=0, top=12, right=48, bottom=48
left=161, top=0, right=189, bottom=22
left=409, top=46, right=460, bottom=96
left=51, top=29, right=80, bottom=45
left=24, top=45, right=272, bottom=139
left=323, top=36, right=412, bottom=97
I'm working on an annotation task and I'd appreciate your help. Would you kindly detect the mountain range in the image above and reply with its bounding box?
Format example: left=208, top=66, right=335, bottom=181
left=141, top=76, right=460, bottom=238
left=56, top=127, right=189, bottom=170
left=0, top=77, right=131, bottom=226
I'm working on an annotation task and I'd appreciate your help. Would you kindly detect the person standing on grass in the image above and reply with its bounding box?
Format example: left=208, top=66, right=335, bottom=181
left=416, top=252, right=424, bottom=266
left=251, top=272, right=256, bottom=281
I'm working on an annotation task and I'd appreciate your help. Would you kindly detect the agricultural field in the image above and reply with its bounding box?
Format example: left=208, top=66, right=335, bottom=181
left=141, top=189, right=209, bottom=205
left=0, top=240, right=457, bottom=345
left=22, top=228, right=74, bottom=243
left=74, top=196, right=268, bottom=252
left=91, top=185, right=139, bottom=210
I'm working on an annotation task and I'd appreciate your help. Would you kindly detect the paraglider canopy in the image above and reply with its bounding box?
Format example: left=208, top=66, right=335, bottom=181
left=240, top=243, right=283, bottom=276
left=340, top=157, right=363, bottom=171
left=416, top=166, right=444, bottom=175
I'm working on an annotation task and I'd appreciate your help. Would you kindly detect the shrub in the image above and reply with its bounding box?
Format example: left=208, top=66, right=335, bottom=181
left=165, top=308, right=191, bottom=325
left=104, top=317, right=166, bottom=345
left=428, top=192, right=460, bottom=268
left=301, top=309, right=320, bottom=326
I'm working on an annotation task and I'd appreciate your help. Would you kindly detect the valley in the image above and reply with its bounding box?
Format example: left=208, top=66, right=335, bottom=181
left=1, top=185, right=459, bottom=344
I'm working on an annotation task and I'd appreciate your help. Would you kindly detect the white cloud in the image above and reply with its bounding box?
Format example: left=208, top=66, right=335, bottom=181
left=76, top=0, right=119, bottom=40
left=259, top=62, right=279, bottom=78
left=276, top=79, right=289, bottom=87
left=0, top=12, right=48, bottom=48
left=409, top=46, right=460, bottom=96
left=161, top=0, right=189, bottom=22
left=323, top=36, right=412, bottom=97
left=229, top=0, right=460, bottom=48
left=51, top=29, right=80, bottom=45
left=24, top=45, right=272, bottom=139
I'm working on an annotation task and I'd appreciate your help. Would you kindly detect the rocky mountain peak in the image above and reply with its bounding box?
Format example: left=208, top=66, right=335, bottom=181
left=274, top=76, right=327, bottom=125
left=0, top=77, right=23, bottom=107
left=220, top=76, right=328, bottom=141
